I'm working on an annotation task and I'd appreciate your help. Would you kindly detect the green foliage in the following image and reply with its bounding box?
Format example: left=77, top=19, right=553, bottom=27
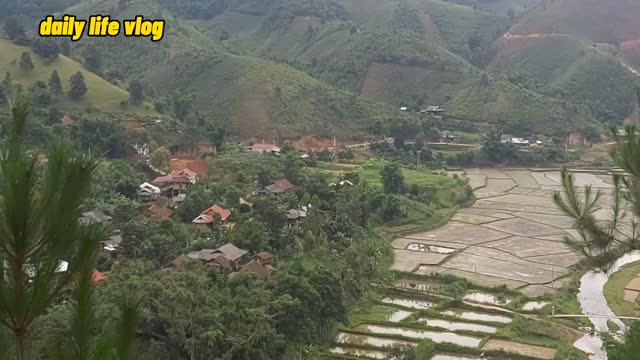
left=48, top=70, right=63, bottom=96
left=380, top=162, right=404, bottom=194
left=415, top=339, right=436, bottom=359
left=128, top=80, right=144, bottom=105
left=19, top=52, right=34, bottom=72
left=149, top=148, right=170, bottom=172
left=481, top=131, right=517, bottom=163
left=69, top=71, right=87, bottom=100
left=69, top=115, right=130, bottom=158
left=32, top=38, right=60, bottom=62
left=603, top=322, right=640, bottom=360
left=554, top=126, right=640, bottom=269
left=0, top=99, right=136, bottom=360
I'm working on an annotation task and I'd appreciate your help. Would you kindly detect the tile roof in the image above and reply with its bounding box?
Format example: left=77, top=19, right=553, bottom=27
left=80, top=210, right=112, bottom=225
left=215, top=243, right=248, bottom=261
left=192, top=204, right=231, bottom=224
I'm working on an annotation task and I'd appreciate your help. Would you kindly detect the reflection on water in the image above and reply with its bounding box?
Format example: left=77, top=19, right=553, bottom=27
left=442, top=310, right=512, bottom=324
left=419, top=318, right=497, bottom=333
left=358, top=324, right=482, bottom=347
left=330, top=346, right=387, bottom=359
left=382, top=297, right=433, bottom=309
left=522, top=301, right=549, bottom=311
left=335, top=332, right=414, bottom=348
left=387, top=310, right=412, bottom=322
left=406, top=243, right=457, bottom=254
left=463, top=292, right=510, bottom=305
left=575, top=250, right=640, bottom=359
left=431, top=355, right=482, bottom=360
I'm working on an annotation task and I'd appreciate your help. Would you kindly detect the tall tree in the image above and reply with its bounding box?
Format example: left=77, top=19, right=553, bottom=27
left=0, top=98, right=136, bottom=359
left=19, top=52, right=34, bottom=72
left=128, top=80, right=144, bottom=105
left=69, top=72, right=88, bottom=100
left=380, top=162, right=404, bottom=194
left=554, top=93, right=640, bottom=269
left=48, top=70, right=63, bottom=96
left=32, top=39, right=60, bottom=61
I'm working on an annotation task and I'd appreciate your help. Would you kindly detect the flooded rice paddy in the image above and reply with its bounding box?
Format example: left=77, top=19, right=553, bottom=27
left=382, top=297, right=433, bottom=309
left=329, top=346, right=387, bottom=359
left=441, top=310, right=512, bottom=324
left=419, top=318, right=497, bottom=333
left=357, top=324, right=482, bottom=347
left=387, top=309, right=412, bottom=322
left=463, top=292, right=510, bottom=305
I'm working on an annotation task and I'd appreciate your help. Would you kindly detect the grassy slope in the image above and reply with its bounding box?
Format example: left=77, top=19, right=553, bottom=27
left=489, top=35, right=640, bottom=122
left=145, top=51, right=407, bottom=138
left=604, top=260, right=640, bottom=318
left=446, top=77, right=600, bottom=134
left=0, top=38, right=153, bottom=116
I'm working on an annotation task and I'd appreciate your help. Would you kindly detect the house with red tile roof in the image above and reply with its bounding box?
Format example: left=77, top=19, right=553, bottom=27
left=257, top=179, right=296, bottom=196
left=192, top=204, right=231, bottom=224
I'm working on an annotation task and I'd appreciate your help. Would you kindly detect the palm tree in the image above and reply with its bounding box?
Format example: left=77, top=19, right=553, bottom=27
left=0, top=97, right=136, bottom=359
left=553, top=91, right=640, bottom=269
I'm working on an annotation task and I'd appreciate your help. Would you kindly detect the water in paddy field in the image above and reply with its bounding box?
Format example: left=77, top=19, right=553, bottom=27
left=442, top=310, right=512, bottom=324
left=463, top=292, right=510, bottom=305
left=387, top=309, right=412, bottom=322
left=382, top=297, right=433, bottom=309
left=357, top=324, right=482, bottom=347
left=335, top=332, right=414, bottom=348
left=329, top=346, right=387, bottom=359
left=419, top=318, right=497, bottom=333
left=522, top=301, right=549, bottom=311
left=574, top=250, right=640, bottom=359
left=406, top=243, right=457, bottom=254
left=430, top=355, right=483, bottom=360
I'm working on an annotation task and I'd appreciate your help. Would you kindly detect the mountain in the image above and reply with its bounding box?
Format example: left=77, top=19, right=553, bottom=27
left=57, top=0, right=410, bottom=140
left=512, top=0, right=640, bottom=45
left=489, top=0, right=640, bottom=123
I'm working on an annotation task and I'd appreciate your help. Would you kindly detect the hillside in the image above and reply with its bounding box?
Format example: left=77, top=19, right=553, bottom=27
left=58, top=0, right=412, bottom=140
left=0, top=38, right=153, bottom=117
left=489, top=34, right=640, bottom=123
left=143, top=50, right=408, bottom=139
left=512, top=0, right=640, bottom=44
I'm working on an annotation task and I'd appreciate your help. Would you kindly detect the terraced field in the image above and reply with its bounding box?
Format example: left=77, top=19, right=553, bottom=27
left=392, top=168, right=615, bottom=297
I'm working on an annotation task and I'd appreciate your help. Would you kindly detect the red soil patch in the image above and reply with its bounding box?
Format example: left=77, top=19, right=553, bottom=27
left=125, top=119, right=147, bottom=134
left=621, top=39, right=640, bottom=73
left=170, top=159, right=208, bottom=177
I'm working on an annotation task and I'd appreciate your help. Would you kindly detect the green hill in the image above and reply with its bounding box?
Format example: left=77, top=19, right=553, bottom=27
left=489, top=35, right=640, bottom=123
left=0, top=38, right=153, bottom=117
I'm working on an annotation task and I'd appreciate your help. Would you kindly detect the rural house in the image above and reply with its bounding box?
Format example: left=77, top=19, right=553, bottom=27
left=153, top=172, right=195, bottom=198
left=137, top=182, right=161, bottom=202
left=79, top=210, right=112, bottom=225
left=192, top=204, right=232, bottom=225
left=102, top=232, right=123, bottom=252
left=239, top=260, right=274, bottom=280
left=244, top=143, right=281, bottom=154
left=257, top=179, right=296, bottom=196
left=186, top=243, right=248, bottom=270
left=146, top=202, right=173, bottom=220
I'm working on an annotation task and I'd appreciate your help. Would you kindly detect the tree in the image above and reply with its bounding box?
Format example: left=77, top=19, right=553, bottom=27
left=415, top=339, right=436, bottom=359
left=150, top=147, right=170, bottom=172
left=4, top=17, right=25, bottom=40
left=603, top=322, right=640, bottom=360
left=480, top=72, right=489, bottom=86
left=128, top=80, right=144, bottom=105
left=49, top=70, right=63, bottom=96
left=507, top=8, right=516, bottom=20
left=553, top=93, right=640, bottom=269
left=481, top=130, right=518, bottom=163
left=32, top=38, right=60, bottom=61
left=380, top=162, right=404, bottom=194
left=83, top=46, right=103, bottom=72
left=0, top=98, right=137, bottom=359
left=19, top=52, right=34, bottom=72
left=69, top=71, right=88, bottom=100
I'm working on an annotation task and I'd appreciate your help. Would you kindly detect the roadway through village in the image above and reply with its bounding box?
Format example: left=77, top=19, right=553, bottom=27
left=391, top=168, right=615, bottom=297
